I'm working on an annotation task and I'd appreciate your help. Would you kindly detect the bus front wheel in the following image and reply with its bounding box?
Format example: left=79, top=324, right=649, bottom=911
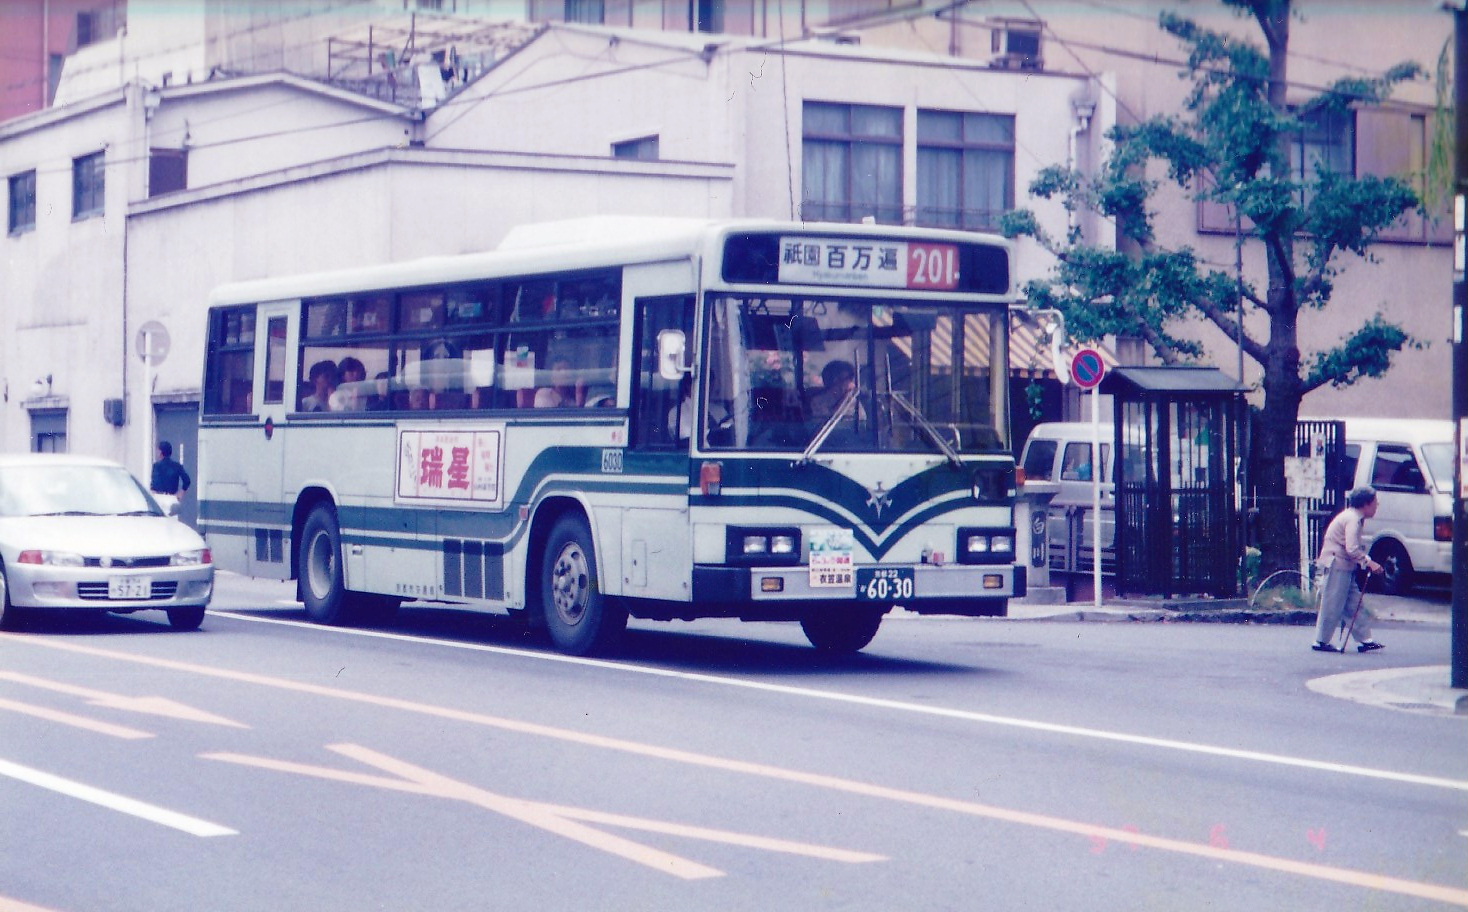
left=300, top=505, right=352, bottom=625
left=800, top=606, right=885, bottom=653
left=540, top=514, right=626, bottom=656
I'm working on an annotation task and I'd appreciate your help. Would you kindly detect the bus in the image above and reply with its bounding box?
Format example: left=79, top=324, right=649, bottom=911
left=198, top=217, right=1023, bottom=655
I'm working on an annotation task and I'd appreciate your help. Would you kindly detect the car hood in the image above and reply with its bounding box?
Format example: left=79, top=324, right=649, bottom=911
left=0, top=515, right=208, bottom=557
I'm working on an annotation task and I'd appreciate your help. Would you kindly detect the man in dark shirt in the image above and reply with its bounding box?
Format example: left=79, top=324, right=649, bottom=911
left=150, top=440, right=191, bottom=497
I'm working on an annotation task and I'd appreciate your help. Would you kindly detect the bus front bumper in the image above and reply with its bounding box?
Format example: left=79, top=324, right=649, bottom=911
left=692, top=563, right=1024, bottom=615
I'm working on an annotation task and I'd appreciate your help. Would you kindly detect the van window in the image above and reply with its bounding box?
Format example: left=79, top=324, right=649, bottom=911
left=1341, top=443, right=1360, bottom=492
left=1371, top=444, right=1426, bottom=493
left=1422, top=442, right=1452, bottom=494
left=1060, top=441, right=1109, bottom=482
left=1022, top=439, right=1057, bottom=480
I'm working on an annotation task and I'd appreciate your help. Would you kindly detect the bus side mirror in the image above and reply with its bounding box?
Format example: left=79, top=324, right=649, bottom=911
left=657, top=330, right=689, bottom=381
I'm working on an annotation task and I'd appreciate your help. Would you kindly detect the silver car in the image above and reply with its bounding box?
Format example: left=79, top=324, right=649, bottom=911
left=0, top=454, right=214, bottom=630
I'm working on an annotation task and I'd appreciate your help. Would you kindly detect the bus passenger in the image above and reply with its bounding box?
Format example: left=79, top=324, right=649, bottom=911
left=534, top=357, right=584, bottom=408
left=329, top=357, right=367, bottom=411
left=301, top=360, right=338, bottom=411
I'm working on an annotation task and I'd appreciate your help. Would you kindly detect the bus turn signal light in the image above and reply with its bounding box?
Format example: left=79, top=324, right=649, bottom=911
left=700, top=461, right=722, bottom=496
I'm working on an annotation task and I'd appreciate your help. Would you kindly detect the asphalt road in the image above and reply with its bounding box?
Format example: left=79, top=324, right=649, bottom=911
left=0, top=574, right=1463, bottom=912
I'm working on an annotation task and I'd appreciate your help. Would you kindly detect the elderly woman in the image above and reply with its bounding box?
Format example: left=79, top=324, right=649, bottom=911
left=1311, top=485, right=1386, bottom=653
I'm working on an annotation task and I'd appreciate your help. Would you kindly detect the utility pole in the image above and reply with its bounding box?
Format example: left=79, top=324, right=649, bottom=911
left=1453, top=4, right=1467, bottom=690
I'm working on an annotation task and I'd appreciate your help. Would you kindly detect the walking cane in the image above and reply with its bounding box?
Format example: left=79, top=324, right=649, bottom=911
left=1337, top=568, right=1369, bottom=652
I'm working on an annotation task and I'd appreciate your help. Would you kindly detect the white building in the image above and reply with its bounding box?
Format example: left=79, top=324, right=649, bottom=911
left=1, top=6, right=1103, bottom=492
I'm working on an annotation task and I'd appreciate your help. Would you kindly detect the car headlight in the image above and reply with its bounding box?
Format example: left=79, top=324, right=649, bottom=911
left=171, top=548, right=213, bottom=566
left=17, top=550, right=85, bottom=566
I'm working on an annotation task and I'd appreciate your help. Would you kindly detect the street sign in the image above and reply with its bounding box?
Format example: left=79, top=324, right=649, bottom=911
left=1070, top=348, right=1106, bottom=389
left=135, top=320, right=170, bottom=365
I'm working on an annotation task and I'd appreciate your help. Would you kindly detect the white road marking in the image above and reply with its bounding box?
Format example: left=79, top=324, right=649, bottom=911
left=0, top=757, right=236, bottom=837
left=206, top=612, right=1468, bottom=793
left=0, top=671, right=248, bottom=728
left=202, top=743, right=884, bottom=879
left=0, top=695, right=153, bottom=739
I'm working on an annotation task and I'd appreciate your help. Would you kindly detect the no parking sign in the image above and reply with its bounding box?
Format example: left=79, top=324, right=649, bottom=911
left=1070, top=348, right=1106, bottom=389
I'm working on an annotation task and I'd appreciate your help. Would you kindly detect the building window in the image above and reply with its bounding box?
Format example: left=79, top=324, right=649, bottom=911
left=565, top=0, right=604, bottom=23
left=149, top=148, right=188, bottom=197
left=612, top=136, right=659, bottom=161
left=8, top=170, right=36, bottom=234
left=916, top=110, right=1015, bottom=231
left=72, top=151, right=105, bottom=219
left=695, top=0, right=724, bottom=32
left=1290, top=106, right=1353, bottom=206
left=801, top=101, right=902, bottom=225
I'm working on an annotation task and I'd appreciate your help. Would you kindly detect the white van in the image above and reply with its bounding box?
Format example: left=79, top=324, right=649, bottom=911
left=1334, top=418, right=1454, bottom=594
left=1019, top=422, right=1115, bottom=572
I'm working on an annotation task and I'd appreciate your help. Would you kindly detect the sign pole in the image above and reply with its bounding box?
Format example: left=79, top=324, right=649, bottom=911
left=1070, top=347, right=1107, bottom=610
left=1091, top=384, right=1102, bottom=612
left=1452, top=5, right=1467, bottom=690
left=142, top=328, right=155, bottom=480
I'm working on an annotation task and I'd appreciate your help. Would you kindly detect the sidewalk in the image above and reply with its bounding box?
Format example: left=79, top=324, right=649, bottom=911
left=1004, top=589, right=1466, bottom=718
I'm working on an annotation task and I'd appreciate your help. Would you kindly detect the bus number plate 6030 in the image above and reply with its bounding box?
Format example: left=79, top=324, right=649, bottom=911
left=856, top=567, right=914, bottom=601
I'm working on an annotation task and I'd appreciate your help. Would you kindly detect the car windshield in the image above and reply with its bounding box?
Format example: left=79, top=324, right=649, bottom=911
left=700, top=295, right=1008, bottom=454
left=1421, top=442, right=1452, bottom=494
left=0, top=464, right=160, bottom=518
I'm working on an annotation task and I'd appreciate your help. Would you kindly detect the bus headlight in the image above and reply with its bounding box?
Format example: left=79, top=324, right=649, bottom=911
left=726, top=527, right=802, bottom=565
left=957, top=528, right=1015, bottom=564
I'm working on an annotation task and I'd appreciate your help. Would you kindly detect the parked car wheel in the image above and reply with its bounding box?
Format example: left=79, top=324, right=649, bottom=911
left=1368, top=539, right=1413, bottom=596
left=166, top=606, right=206, bottom=630
left=0, top=562, right=27, bottom=630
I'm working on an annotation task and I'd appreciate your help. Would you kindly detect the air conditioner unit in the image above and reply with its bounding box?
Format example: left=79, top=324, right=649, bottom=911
left=102, top=398, right=127, bottom=427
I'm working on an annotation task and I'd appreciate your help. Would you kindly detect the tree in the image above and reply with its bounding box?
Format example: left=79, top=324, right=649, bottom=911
left=1000, top=0, right=1424, bottom=583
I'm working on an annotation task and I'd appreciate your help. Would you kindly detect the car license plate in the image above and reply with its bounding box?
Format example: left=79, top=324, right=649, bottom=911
left=856, top=567, right=914, bottom=601
left=108, top=576, right=150, bottom=599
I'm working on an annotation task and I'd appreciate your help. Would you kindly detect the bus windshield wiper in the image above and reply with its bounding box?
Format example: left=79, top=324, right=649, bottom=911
left=798, top=387, right=862, bottom=465
left=883, top=388, right=962, bottom=468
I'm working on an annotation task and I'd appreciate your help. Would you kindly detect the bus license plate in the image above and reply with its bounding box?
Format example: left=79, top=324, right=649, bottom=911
left=856, top=567, right=914, bottom=601
left=109, top=576, right=150, bottom=599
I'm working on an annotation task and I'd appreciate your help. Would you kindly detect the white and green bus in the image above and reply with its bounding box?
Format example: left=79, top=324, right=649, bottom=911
left=198, top=218, right=1023, bottom=655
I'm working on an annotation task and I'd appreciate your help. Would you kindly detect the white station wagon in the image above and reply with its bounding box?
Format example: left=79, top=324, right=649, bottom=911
left=0, top=454, right=214, bottom=630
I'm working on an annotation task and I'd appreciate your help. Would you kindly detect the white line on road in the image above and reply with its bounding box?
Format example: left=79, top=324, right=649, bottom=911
left=206, top=612, right=1468, bottom=793
left=0, top=758, right=236, bottom=837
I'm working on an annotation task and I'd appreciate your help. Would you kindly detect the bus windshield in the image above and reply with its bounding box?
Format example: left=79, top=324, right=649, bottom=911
left=702, top=294, right=1008, bottom=454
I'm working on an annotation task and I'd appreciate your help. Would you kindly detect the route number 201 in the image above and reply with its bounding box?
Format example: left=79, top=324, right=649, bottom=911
left=907, top=243, right=959, bottom=290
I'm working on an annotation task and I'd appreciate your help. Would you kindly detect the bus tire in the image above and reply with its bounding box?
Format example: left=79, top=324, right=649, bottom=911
left=300, top=505, right=354, bottom=625
left=540, top=514, right=625, bottom=656
left=800, top=605, right=884, bottom=653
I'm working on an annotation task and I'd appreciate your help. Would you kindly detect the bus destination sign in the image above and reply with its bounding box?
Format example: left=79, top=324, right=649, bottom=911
left=777, top=237, right=959, bottom=290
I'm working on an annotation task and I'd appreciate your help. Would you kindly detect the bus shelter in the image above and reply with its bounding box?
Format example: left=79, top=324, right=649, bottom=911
left=1099, top=367, right=1247, bottom=599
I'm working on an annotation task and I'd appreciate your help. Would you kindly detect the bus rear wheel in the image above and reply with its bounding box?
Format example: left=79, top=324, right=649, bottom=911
left=540, top=514, right=625, bottom=656
left=300, top=505, right=354, bottom=625
left=800, top=605, right=885, bottom=653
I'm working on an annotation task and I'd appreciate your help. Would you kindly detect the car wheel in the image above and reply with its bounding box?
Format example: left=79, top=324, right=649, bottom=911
left=167, top=606, right=206, bottom=631
left=299, top=505, right=354, bottom=625
left=541, top=514, right=625, bottom=656
left=1368, top=539, right=1413, bottom=596
left=800, top=605, right=885, bottom=653
left=0, top=562, right=27, bottom=631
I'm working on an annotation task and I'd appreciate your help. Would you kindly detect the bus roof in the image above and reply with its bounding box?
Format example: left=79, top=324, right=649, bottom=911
left=206, top=217, right=1011, bottom=307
